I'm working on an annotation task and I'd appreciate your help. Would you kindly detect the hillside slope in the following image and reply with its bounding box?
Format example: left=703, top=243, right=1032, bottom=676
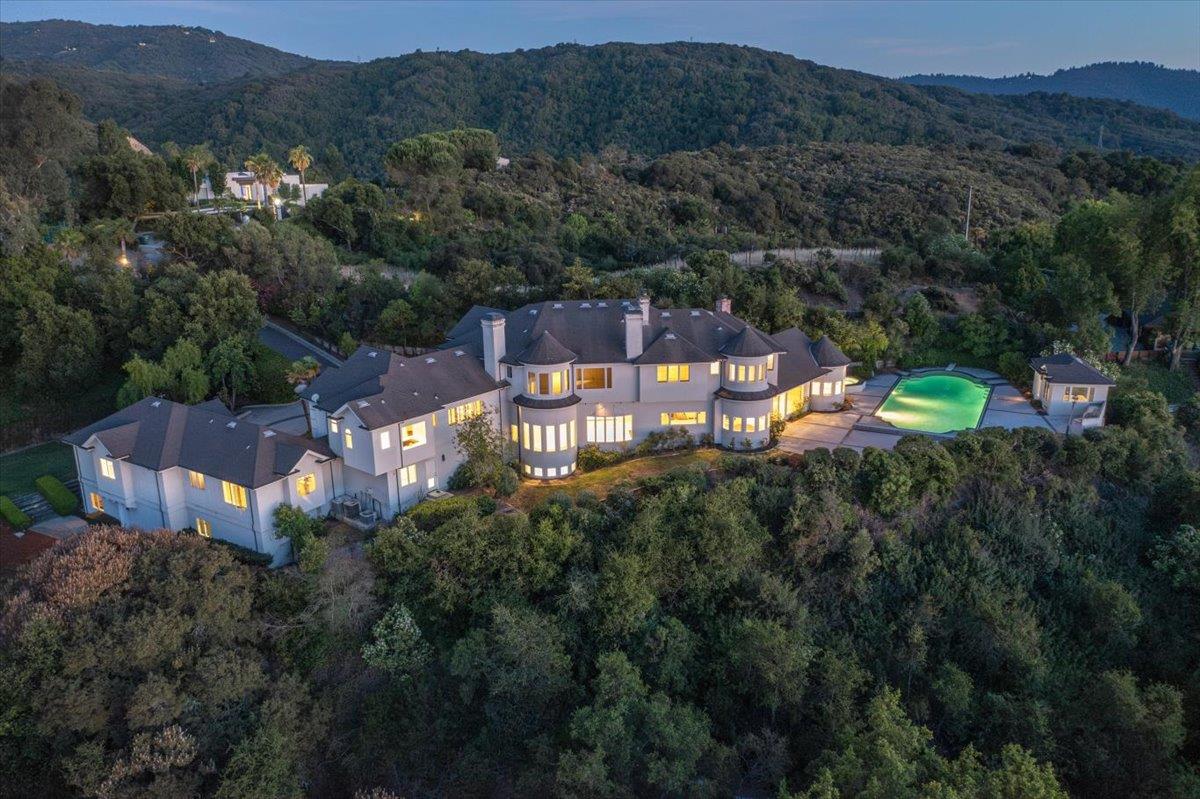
left=903, top=61, right=1200, bottom=121
left=0, top=19, right=315, bottom=82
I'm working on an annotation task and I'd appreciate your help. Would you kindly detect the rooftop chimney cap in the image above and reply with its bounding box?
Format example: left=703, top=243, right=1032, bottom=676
left=483, top=312, right=505, bottom=323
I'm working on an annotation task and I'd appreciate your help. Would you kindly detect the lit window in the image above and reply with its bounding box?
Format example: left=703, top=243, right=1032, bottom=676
left=196, top=517, right=212, bottom=538
left=99, top=458, right=116, bottom=479
left=222, top=481, right=248, bottom=510
left=510, top=424, right=518, bottom=442
left=575, top=367, right=612, bottom=390
left=546, top=424, right=557, bottom=452
left=586, top=415, right=633, bottom=443
left=89, top=492, right=105, bottom=512
left=767, top=354, right=776, bottom=370
left=834, top=381, right=843, bottom=394
left=188, top=470, right=205, bottom=489
left=733, top=417, right=743, bottom=432
left=401, top=422, right=427, bottom=449
left=533, top=425, right=542, bottom=452
left=551, top=371, right=563, bottom=394
left=523, top=463, right=532, bottom=475
left=661, top=411, right=706, bottom=425
left=527, top=372, right=537, bottom=394
left=427, top=475, right=436, bottom=490
left=448, top=399, right=484, bottom=424
left=759, top=415, right=767, bottom=431
left=727, top=363, right=735, bottom=381
left=522, top=421, right=531, bottom=448
left=710, top=362, right=720, bottom=375
left=297, top=473, right=316, bottom=497
left=570, top=421, right=577, bottom=447
left=534, top=466, right=544, bottom=478
left=380, top=430, right=392, bottom=450
left=329, top=418, right=340, bottom=434
left=656, top=364, right=690, bottom=383
left=1064, top=386, right=1094, bottom=402
left=722, top=415, right=730, bottom=430
left=399, top=464, right=417, bottom=487
left=343, top=428, right=354, bottom=449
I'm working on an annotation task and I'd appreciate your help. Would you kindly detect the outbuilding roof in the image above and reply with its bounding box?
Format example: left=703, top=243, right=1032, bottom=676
left=64, top=397, right=333, bottom=488
left=1029, top=353, right=1116, bottom=386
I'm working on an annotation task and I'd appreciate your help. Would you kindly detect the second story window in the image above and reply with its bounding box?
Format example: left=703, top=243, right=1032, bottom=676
left=99, top=457, right=116, bottom=479
left=656, top=364, right=690, bottom=383
left=448, top=400, right=484, bottom=424
left=380, top=431, right=392, bottom=450
left=575, top=367, right=612, bottom=390
left=767, top=354, right=776, bottom=370
left=297, top=473, right=316, bottom=497
left=343, top=428, right=354, bottom=450
left=402, top=422, right=427, bottom=449
left=188, top=470, right=206, bottom=489
left=527, top=370, right=569, bottom=395
left=726, top=363, right=765, bottom=382
left=222, top=480, right=248, bottom=510
left=329, top=418, right=340, bottom=434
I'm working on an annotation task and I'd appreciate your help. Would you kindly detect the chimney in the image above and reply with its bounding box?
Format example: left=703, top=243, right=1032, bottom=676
left=624, top=309, right=644, bottom=360
left=716, top=296, right=732, bottom=314
left=639, top=293, right=651, bottom=325
left=481, top=312, right=506, bottom=380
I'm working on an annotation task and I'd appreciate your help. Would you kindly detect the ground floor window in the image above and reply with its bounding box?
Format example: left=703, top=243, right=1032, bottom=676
left=196, top=517, right=212, bottom=538
left=661, top=411, right=706, bottom=426
left=1063, top=385, right=1094, bottom=402
left=722, top=414, right=769, bottom=434
left=510, top=424, right=518, bottom=442
left=89, top=492, right=105, bottom=513
left=399, top=464, right=417, bottom=487
left=523, top=421, right=576, bottom=452
left=587, top=415, right=633, bottom=443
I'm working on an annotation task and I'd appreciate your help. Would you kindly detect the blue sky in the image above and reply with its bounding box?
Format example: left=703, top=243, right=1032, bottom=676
left=3, top=0, right=1197, bottom=77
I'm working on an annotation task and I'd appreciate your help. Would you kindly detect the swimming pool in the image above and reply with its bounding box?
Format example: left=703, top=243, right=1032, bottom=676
left=876, top=372, right=990, bottom=434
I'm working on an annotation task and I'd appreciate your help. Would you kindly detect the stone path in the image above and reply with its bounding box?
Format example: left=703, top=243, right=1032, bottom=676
left=778, top=368, right=1056, bottom=455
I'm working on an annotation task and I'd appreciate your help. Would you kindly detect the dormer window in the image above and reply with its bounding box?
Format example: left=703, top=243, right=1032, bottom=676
left=343, top=428, right=354, bottom=450
left=329, top=418, right=340, bottom=434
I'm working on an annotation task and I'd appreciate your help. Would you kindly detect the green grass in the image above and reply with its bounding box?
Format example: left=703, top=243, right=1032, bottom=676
left=1120, top=362, right=1197, bottom=405
left=510, top=449, right=722, bottom=511
left=0, top=442, right=75, bottom=497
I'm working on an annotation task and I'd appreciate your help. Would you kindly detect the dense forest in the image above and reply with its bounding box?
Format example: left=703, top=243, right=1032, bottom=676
left=904, top=61, right=1200, bottom=121
left=4, top=415, right=1200, bottom=797
left=5, top=32, right=1200, bottom=176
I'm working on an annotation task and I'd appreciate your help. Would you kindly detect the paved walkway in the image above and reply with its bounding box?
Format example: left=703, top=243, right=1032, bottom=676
left=258, top=320, right=343, bottom=368
left=778, top=368, right=1056, bottom=454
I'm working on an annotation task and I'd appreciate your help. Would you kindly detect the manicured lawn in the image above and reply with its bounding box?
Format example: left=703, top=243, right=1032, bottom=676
left=1120, top=362, right=1197, bottom=405
left=509, top=449, right=724, bottom=511
left=0, top=442, right=75, bottom=497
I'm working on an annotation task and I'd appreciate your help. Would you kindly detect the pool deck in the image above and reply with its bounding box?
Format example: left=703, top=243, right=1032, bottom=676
left=778, top=368, right=1059, bottom=455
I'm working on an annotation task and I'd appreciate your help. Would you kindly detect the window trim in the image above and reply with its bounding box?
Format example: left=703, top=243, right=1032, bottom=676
left=99, top=457, right=116, bottom=480
left=221, top=480, right=248, bottom=510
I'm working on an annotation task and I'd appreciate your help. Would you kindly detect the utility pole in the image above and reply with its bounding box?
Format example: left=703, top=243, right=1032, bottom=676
left=963, top=185, right=973, bottom=241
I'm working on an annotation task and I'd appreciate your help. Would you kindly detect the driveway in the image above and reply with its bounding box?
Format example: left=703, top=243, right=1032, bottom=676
left=257, top=320, right=343, bottom=369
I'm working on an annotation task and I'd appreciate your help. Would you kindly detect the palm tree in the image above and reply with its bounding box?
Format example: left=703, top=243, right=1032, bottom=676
left=182, top=144, right=213, bottom=205
left=243, top=153, right=273, bottom=207
left=288, top=145, right=313, bottom=205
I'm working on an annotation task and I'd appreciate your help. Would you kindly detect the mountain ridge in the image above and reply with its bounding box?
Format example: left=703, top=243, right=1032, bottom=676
left=903, top=61, right=1200, bottom=121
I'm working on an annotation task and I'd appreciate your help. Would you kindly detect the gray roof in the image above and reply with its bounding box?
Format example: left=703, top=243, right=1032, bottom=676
left=446, top=304, right=504, bottom=341
left=634, top=327, right=713, bottom=365
left=772, top=328, right=830, bottom=389
left=720, top=325, right=783, bottom=357
left=300, top=346, right=502, bottom=429
left=1030, top=353, right=1116, bottom=386
left=445, top=299, right=785, bottom=366
left=516, top=331, right=577, bottom=365
left=64, top=397, right=333, bottom=489
left=812, top=335, right=853, bottom=367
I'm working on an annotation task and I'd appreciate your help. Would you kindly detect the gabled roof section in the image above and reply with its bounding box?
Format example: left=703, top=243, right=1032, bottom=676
left=772, top=328, right=829, bottom=389
left=300, top=345, right=502, bottom=429
left=812, top=335, right=852, bottom=367
left=719, top=325, right=783, bottom=358
left=634, top=327, right=713, bottom=365
left=516, top=330, right=577, bottom=365
left=446, top=304, right=505, bottom=341
left=1030, top=353, right=1116, bottom=386
left=64, top=397, right=333, bottom=488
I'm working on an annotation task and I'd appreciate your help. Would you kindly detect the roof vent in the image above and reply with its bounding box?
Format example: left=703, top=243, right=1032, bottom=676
left=425, top=357, right=436, bottom=364
left=454, top=350, right=465, bottom=356
left=552, top=303, right=563, bottom=309
left=665, top=333, right=676, bottom=340
left=690, top=310, right=700, bottom=317
left=226, top=421, right=237, bottom=428
left=311, top=393, right=319, bottom=402
left=357, top=400, right=370, bottom=408
left=367, top=351, right=378, bottom=358
left=151, top=400, right=161, bottom=407
left=263, top=430, right=276, bottom=438
left=580, top=302, right=591, bottom=308
left=661, top=311, right=671, bottom=318
left=597, top=301, right=607, bottom=307
left=529, top=308, right=538, bottom=315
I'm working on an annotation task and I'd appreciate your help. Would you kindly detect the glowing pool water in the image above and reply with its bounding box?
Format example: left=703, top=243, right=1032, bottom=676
left=876, top=373, right=990, bottom=434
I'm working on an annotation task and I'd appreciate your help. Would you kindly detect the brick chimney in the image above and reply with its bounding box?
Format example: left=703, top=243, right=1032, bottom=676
left=716, top=296, right=732, bottom=314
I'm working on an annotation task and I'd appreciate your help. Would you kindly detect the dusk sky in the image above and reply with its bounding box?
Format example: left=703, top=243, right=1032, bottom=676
left=3, top=0, right=1197, bottom=77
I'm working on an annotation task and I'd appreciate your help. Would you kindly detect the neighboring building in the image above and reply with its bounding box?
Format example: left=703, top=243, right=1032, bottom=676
left=1030, top=353, right=1115, bottom=430
left=197, top=172, right=329, bottom=204
left=66, top=297, right=853, bottom=563
left=65, top=398, right=337, bottom=566
left=302, top=295, right=850, bottom=492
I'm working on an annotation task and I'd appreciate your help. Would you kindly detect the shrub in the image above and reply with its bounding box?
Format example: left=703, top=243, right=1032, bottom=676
left=211, top=537, right=274, bottom=567
left=35, top=475, right=78, bottom=515
left=997, top=350, right=1030, bottom=387
left=0, top=495, right=32, bottom=529
left=406, top=494, right=482, bottom=531
left=577, top=444, right=624, bottom=472
left=1176, top=394, right=1200, bottom=441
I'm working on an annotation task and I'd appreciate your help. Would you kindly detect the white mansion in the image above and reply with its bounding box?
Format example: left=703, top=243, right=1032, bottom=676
left=67, top=297, right=850, bottom=564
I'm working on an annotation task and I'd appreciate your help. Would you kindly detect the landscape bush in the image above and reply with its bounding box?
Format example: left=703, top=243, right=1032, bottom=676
left=34, top=475, right=78, bottom=515
left=0, top=495, right=32, bottom=529
left=405, top=494, right=490, bottom=531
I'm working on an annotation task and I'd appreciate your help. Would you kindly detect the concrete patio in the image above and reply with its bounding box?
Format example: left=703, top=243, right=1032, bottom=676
left=778, top=368, right=1056, bottom=454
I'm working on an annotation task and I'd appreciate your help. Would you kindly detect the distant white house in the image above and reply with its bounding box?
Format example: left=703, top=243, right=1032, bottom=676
left=197, top=172, right=329, bottom=205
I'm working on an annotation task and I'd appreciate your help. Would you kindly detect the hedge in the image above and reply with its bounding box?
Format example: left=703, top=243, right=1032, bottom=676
left=35, top=475, right=79, bottom=516
left=406, top=494, right=494, bottom=531
left=0, top=495, right=32, bottom=529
